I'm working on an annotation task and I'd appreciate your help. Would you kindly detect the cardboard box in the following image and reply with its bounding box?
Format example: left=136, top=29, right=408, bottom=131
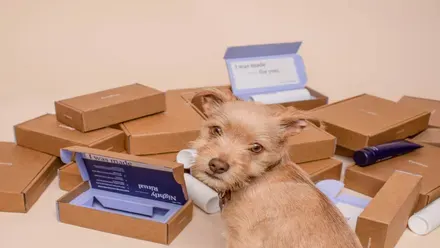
left=298, top=158, right=342, bottom=182
left=55, top=83, right=165, bottom=132
left=57, top=146, right=192, bottom=245
left=355, top=170, right=421, bottom=248
left=0, top=142, right=62, bottom=213
left=345, top=142, right=440, bottom=212
left=59, top=151, right=179, bottom=191
left=181, top=89, right=336, bottom=163
left=15, top=114, right=125, bottom=157
left=398, top=96, right=440, bottom=128
left=121, top=90, right=203, bottom=155
left=412, top=128, right=440, bottom=147
left=311, top=94, right=431, bottom=151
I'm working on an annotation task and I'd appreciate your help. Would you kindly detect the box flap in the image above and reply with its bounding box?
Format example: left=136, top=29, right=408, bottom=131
left=398, top=96, right=440, bottom=128
left=60, top=146, right=188, bottom=206
left=0, top=142, right=53, bottom=194
left=15, top=114, right=123, bottom=145
left=57, top=83, right=162, bottom=112
left=224, top=42, right=302, bottom=59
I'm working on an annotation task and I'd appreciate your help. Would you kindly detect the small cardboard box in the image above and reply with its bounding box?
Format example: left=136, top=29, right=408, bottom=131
left=15, top=114, right=125, bottom=157
left=55, top=83, right=165, bottom=132
left=121, top=90, right=203, bottom=155
left=398, top=96, right=440, bottom=128
left=311, top=94, right=431, bottom=151
left=345, top=142, right=440, bottom=212
left=355, top=170, right=421, bottom=248
left=59, top=151, right=179, bottom=191
left=298, top=158, right=342, bottom=182
left=412, top=128, right=440, bottom=147
left=182, top=89, right=336, bottom=163
left=0, top=142, right=62, bottom=213
left=57, top=146, right=192, bottom=245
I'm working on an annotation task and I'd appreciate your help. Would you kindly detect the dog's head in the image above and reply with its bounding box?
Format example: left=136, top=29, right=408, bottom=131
left=190, top=88, right=323, bottom=192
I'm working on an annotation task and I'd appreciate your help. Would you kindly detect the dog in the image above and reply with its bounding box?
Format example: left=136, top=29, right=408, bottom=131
left=189, top=89, right=362, bottom=248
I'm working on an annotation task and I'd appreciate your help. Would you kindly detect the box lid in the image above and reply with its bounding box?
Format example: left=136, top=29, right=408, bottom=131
left=57, top=83, right=162, bottom=112
left=398, top=96, right=440, bottom=128
left=0, top=142, right=54, bottom=193
left=223, top=42, right=307, bottom=97
left=16, top=114, right=123, bottom=145
left=60, top=146, right=188, bottom=206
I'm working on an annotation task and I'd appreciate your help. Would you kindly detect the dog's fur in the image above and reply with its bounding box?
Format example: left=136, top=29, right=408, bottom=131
left=190, top=89, right=362, bottom=248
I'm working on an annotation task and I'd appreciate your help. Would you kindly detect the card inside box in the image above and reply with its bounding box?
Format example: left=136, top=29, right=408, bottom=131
left=60, top=148, right=187, bottom=223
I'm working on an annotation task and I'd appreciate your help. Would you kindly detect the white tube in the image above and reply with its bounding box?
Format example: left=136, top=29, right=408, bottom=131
left=249, top=88, right=313, bottom=104
left=176, top=149, right=197, bottom=169
left=184, top=173, right=220, bottom=214
left=408, top=198, right=440, bottom=235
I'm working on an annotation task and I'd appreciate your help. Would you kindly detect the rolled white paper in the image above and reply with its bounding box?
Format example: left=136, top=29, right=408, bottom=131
left=408, top=198, right=440, bottom=235
left=249, top=88, right=313, bottom=104
left=176, top=149, right=197, bottom=169
left=336, top=202, right=364, bottom=230
left=184, top=173, right=220, bottom=214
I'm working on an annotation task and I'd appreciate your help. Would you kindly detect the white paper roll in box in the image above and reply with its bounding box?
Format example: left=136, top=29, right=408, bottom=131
left=183, top=173, right=220, bottom=214
left=408, top=198, right=440, bottom=235
left=249, top=88, right=313, bottom=105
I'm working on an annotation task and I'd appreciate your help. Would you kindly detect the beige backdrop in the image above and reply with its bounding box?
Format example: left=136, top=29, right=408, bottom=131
left=1, top=0, right=439, bottom=141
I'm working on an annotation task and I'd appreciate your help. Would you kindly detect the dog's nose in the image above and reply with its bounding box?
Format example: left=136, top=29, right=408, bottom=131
left=208, top=158, right=230, bottom=174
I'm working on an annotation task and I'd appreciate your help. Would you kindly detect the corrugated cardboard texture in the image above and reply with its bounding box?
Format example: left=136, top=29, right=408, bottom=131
left=15, top=114, right=125, bottom=157
left=311, top=94, right=431, bottom=151
left=356, top=171, right=421, bottom=248
left=55, top=83, right=166, bottom=132
left=0, top=142, right=62, bottom=212
left=412, top=128, right=440, bottom=147
left=122, top=90, right=203, bottom=155
left=298, top=158, right=342, bottom=182
left=345, top=142, right=440, bottom=212
left=398, top=96, right=440, bottom=128
left=58, top=152, right=178, bottom=191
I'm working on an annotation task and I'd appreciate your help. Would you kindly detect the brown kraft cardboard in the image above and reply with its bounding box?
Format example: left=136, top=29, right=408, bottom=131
left=298, top=158, right=343, bottom=182
left=398, top=95, right=440, bottom=128
left=411, top=128, right=440, bottom=147
left=55, top=83, right=165, bottom=132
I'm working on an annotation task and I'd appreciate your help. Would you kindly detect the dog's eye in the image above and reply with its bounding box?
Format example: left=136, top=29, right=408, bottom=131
left=209, top=126, right=222, bottom=136
left=250, top=143, right=264, bottom=153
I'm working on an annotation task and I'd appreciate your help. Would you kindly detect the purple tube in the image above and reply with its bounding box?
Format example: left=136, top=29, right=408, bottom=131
left=353, top=140, right=423, bottom=167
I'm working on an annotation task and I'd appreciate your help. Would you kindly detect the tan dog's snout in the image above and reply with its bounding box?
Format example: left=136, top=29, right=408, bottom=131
left=209, top=158, right=230, bottom=174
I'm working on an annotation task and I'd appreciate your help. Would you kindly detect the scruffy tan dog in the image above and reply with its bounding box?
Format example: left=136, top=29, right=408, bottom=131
left=190, top=89, right=362, bottom=248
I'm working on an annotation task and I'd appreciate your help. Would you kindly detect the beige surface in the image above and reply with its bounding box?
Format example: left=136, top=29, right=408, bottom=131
left=1, top=0, right=440, bottom=247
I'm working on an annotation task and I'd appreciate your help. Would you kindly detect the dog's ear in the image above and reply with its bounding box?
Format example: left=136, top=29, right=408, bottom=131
left=192, top=88, right=235, bottom=117
left=277, top=107, right=325, bottom=137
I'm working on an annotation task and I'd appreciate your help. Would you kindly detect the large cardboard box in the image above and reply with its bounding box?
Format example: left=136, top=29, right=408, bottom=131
left=0, top=142, right=62, bottom=213
left=57, top=146, right=192, bottom=245
left=311, top=94, right=430, bottom=151
left=412, top=128, right=440, bottom=147
left=345, top=142, right=440, bottom=212
left=15, top=114, right=125, bottom=157
left=298, top=158, right=342, bottom=182
left=121, top=90, right=203, bottom=155
left=55, top=83, right=165, bottom=132
left=181, top=88, right=336, bottom=163
left=59, top=151, right=178, bottom=191
left=355, top=171, right=421, bottom=248
left=398, top=96, right=440, bottom=128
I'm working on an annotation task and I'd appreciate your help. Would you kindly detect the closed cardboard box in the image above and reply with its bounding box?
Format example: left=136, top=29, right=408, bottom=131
left=0, top=142, right=62, bottom=213
left=122, top=90, right=203, bottom=155
left=15, top=114, right=125, bottom=157
left=398, top=96, right=440, bottom=128
left=311, top=94, right=430, bottom=151
left=412, top=128, right=440, bottom=147
left=55, top=83, right=165, bottom=132
left=59, top=151, right=178, bottom=191
left=355, top=171, right=421, bottom=248
left=182, top=88, right=336, bottom=163
left=345, top=142, right=440, bottom=212
left=298, top=158, right=342, bottom=182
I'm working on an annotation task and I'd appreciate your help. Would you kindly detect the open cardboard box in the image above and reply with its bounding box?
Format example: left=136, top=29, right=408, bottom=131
left=57, top=146, right=192, bottom=244
left=398, top=96, right=440, bottom=128
left=0, top=142, right=62, bottom=213
left=345, top=141, right=440, bottom=212
left=121, top=89, right=203, bottom=155
left=55, top=83, right=166, bottom=132
left=15, top=114, right=125, bottom=157
left=181, top=88, right=336, bottom=163
left=59, top=151, right=179, bottom=191
left=311, top=94, right=431, bottom=152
